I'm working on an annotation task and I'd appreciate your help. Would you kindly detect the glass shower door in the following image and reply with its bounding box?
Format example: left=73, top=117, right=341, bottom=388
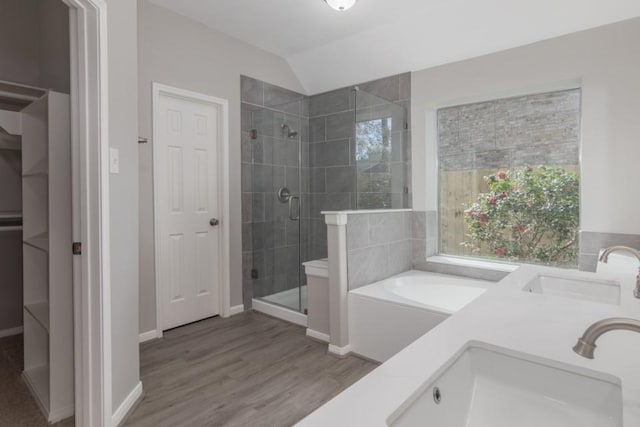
left=354, top=89, right=409, bottom=209
left=251, top=99, right=305, bottom=313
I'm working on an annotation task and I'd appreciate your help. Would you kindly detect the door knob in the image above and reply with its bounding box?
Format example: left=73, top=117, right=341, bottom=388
left=210, top=218, right=219, bottom=226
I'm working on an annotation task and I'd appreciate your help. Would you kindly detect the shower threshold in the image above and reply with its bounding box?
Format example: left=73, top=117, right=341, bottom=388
left=253, top=285, right=308, bottom=327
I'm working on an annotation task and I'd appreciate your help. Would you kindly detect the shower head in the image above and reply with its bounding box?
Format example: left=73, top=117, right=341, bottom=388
left=281, top=123, right=298, bottom=139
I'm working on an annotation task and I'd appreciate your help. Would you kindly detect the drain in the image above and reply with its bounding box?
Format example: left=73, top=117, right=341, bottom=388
left=433, top=387, right=442, bottom=404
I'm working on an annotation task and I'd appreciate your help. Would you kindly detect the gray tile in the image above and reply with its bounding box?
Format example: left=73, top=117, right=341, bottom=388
left=359, top=75, right=400, bottom=102
left=390, top=162, right=406, bottom=194
left=325, top=166, right=356, bottom=193
left=347, top=214, right=369, bottom=250
left=241, top=131, right=253, bottom=163
left=309, top=116, right=326, bottom=142
left=285, top=221, right=300, bottom=246
left=404, top=211, right=413, bottom=239
left=412, top=238, right=426, bottom=264
left=264, top=82, right=303, bottom=114
left=426, top=238, right=438, bottom=257
left=389, top=240, right=412, bottom=275
left=412, top=211, right=426, bottom=240
left=252, top=193, right=265, bottom=222
left=241, top=103, right=253, bottom=132
left=285, top=166, right=300, bottom=193
left=300, top=117, right=310, bottom=142
left=309, top=88, right=351, bottom=116
left=310, top=140, right=350, bottom=167
left=241, top=75, right=263, bottom=105
left=242, top=223, right=253, bottom=251
left=579, top=231, right=640, bottom=255
left=426, top=211, right=438, bottom=239
left=241, top=163, right=252, bottom=192
left=242, top=193, right=252, bottom=223
left=271, top=139, right=298, bottom=166
left=252, top=108, right=285, bottom=138
left=310, top=219, right=327, bottom=243
left=309, top=168, right=326, bottom=193
left=324, top=193, right=351, bottom=212
left=348, top=245, right=389, bottom=289
left=579, top=253, right=599, bottom=272
left=369, top=212, right=405, bottom=244
left=326, top=111, right=354, bottom=141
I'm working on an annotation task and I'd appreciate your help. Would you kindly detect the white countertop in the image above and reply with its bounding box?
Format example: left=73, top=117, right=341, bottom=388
left=297, top=265, right=640, bottom=426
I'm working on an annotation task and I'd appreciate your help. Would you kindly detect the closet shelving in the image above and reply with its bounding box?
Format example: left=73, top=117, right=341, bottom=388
left=0, top=80, right=74, bottom=423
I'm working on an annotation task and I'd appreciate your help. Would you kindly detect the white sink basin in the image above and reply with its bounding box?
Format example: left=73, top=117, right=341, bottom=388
left=523, top=274, right=621, bottom=305
left=388, top=343, right=622, bottom=427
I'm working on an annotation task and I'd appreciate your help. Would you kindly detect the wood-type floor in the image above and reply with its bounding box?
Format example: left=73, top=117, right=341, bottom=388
left=125, top=311, right=377, bottom=427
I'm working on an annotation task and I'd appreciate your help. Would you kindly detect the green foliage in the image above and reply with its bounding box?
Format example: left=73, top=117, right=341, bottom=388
left=464, top=166, right=580, bottom=265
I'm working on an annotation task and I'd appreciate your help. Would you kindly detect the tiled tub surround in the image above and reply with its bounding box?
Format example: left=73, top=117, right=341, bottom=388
left=344, top=210, right=438, bottom=291
left=346, top=211, right=413, bottom=290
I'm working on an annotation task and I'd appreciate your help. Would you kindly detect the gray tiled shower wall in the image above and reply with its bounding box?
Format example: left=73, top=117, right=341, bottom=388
left=307, top=73, right=412, bottom=266
left=241, top=74, right=412, bottom=306
left=241, top=76, right=310, bottom=307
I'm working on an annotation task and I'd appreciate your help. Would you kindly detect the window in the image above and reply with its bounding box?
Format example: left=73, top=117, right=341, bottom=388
left=438, top=89, right=581, bottom=266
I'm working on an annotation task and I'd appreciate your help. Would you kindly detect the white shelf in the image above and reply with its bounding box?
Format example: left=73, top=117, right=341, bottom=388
left=23, top=365, right=51, bottom=414
left=23, top=232, right=49, bottom=252
left=22, top=157, right=48, bottom=177
left=21, top=90, right=73, bottom=421
left=24, top=302, right=49, bottom=332
left=0, top=211, right=22, bottom=219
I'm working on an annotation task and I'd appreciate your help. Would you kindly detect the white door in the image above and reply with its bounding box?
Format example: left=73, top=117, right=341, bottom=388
left=155, top=90, right=220, bottom=331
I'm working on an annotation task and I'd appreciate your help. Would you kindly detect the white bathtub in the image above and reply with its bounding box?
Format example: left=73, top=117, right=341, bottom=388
left=348, top=270, right=490, bottom=362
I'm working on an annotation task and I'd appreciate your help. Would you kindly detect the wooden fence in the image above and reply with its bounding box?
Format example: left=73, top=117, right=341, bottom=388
left=439, top=165, right=580, bottom=259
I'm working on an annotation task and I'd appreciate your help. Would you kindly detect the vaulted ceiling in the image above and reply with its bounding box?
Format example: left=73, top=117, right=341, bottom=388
left=147, top=0, right=640, bottom=94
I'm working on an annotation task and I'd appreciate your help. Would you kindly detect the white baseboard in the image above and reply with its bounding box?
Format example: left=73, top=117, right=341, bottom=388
left=228, top=304, right=244, bottom=316
left=0, top=326, right=23, bottom=338
left=328, top=344, right=352, bottom=357
left=252, top=299, right=308, bottom=327
left=306, top=328, right=330, bottom=343
left=138, top=330, right=160, bottom=343
left=112, top=381, right=143, bottom=427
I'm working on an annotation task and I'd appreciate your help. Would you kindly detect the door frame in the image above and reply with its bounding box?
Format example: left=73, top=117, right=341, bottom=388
left=152, top=82, right=231, bottom=337
left=64, top=0, right=111, bottom=426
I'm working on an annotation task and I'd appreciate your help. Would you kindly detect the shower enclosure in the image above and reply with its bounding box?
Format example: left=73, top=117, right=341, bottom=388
left=242, top=76, right=409, bottom=315
left=247, top=97, right=307, bottom=312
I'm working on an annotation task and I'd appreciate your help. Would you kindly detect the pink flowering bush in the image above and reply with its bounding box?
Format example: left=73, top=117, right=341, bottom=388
left=464, top=166, right=579, bottom=265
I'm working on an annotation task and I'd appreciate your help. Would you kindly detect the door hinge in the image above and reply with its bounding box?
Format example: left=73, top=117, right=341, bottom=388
left=251, top=269, right=258, bottom=279
left=72, top=242, right=82, bottom=255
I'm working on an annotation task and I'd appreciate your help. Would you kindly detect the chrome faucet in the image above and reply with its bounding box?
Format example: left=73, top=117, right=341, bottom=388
left=573, top=317, right=640, bottom=358
left=599, top=246, right=640, bottom=299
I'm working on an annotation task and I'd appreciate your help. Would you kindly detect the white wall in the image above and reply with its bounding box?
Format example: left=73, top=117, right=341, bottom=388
left=106, top=0, right=141, bottom=414
left=411, top=17, right=640, bottom=235
left=137, top=0, right=305, bottom=334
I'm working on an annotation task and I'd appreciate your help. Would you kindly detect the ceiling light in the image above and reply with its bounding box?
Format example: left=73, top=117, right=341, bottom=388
left=324, top=0, right=358, bottom=12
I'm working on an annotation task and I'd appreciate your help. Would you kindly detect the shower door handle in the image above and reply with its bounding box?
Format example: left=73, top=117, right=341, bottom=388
left=289, top=196, right=300, bottom=221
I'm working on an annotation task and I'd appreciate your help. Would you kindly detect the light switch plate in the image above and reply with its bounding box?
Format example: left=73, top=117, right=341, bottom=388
left=109, top=148, right=120, bottom=174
